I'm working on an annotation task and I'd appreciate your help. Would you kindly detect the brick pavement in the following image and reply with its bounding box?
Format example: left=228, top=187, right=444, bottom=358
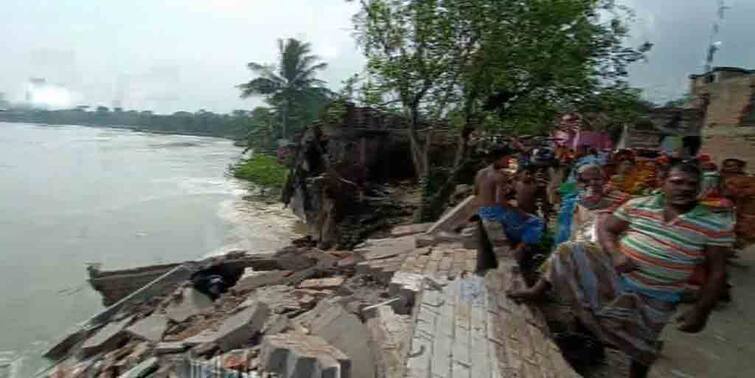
left=404, top=261, right=578, bottom=378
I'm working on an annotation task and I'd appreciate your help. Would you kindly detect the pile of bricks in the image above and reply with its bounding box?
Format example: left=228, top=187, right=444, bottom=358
left=44, top=215, right=580, bottom=378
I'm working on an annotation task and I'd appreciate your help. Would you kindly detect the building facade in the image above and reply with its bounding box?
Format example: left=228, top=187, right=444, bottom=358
left=690, top=67, right=755, bottom=171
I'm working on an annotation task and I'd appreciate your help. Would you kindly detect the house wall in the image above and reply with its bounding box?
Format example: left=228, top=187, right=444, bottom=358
left=691, top=73, right=755, bottom=128
left=700, top=127, right=755, bottom=174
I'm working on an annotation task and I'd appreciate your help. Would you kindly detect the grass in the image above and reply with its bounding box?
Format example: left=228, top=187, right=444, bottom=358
left=231, top=154, right=288, bottom=190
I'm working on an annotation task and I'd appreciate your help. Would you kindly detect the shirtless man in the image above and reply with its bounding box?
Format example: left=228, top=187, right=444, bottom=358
left=475, top=146, right=544, bottom=273
left=474, top=146, right=513, bottom=207
left=474, top=146, right=514, bottom=271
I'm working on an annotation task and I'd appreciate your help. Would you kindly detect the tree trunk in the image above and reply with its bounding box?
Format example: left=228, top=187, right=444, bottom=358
left=407, top=106, right=428, bottom=178
left=417, top=120, right=475, bottom=222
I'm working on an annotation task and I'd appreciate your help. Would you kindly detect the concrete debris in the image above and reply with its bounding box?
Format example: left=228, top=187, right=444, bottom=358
left=355, top=235, right=416, bottom=262
left=212, top=302, right=271, bottom=352
left=295, top=299, right=377, bottom=378
left=298, top=276, right=346, bottom=290
left=390, top=222, right=434, bottom=237
left=212, top=348, right=256, bottom=372
left=118, top=356, right=158, bottom=378
left=126, top=313, right=169, bottom=342
left=414, top=233, right=437, bottom=248
left=155, top=342, right=189, bottom=355
left=336, top=255, right=360, bottom=268
left=81, top=316, right=133, bottom=357
left=233, top=269, right=292, bottom=294
left=366, top=305, right=411, bottom=378
left=260, top=333, right=351, bottom=378
left=47, top=216, right=582, bottom=377
left=182, top=329, right=218, bottom=347
left=164, top=287, right=213, bottom=323
left=242, top=285, right=301, bottom=314
left=263, top=314, right=292, bottom=335
left=461, top=225, right=477, bottom=249
left=426, top=195, right=478, bottom=234
left=388, top=272, right=425, bottom=313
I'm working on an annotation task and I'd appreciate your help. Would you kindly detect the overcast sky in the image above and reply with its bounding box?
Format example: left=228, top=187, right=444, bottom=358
left=1, top=0, right=754, bottom=114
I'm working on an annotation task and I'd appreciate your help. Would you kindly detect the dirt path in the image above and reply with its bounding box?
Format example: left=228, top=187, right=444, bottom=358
left=651, top=247, right=755, bottom=378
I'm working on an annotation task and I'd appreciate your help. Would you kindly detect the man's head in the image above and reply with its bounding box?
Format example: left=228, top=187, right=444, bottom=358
left=722, top=158, right=746, bottom=175
left=661, top=161, right=702, bottom=207
left=516, top=165, right=537, bottom=186
left=489, top=145, right=514, bottom=169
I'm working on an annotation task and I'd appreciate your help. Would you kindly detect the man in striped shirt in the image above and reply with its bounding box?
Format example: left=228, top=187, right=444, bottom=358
left=600, top=160, right=734, bottom=377
left=508, top=160, right=733, bottom=378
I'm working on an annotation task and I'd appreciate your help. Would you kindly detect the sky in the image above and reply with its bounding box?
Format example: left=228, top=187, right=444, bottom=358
left=1, top=0, right=754, bottom=114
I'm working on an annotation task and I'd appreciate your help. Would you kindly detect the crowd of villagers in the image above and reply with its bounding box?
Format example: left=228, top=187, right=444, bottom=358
left=473, top=142, right=755, bottom=378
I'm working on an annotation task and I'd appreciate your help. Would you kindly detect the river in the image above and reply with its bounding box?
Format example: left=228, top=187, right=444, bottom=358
left=0, top=122, right=299, bottom=376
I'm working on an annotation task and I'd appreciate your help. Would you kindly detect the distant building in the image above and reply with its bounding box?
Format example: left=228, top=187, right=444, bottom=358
left=691, top=67, right=755, bottom=171
left=690, top=67, right=755, bottom=128
left=617, top=107, right=704, bottom=157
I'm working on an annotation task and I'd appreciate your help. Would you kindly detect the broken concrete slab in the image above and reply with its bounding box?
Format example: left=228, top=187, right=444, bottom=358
left=212, top=302, right=270, bottom=352
left=155, top=341, right=189, bottom=355
left=426, top=195, right=478, bottom=234
left=296, top=299, right=377, bottom=378
left=461, top=225, right=477, bottom=249
left=390, top=222, right=434, bottom=237
left=353, top=235, right=416, bottom=262
left=164, top=287, right=213, bottom=323
left=415, top=231, right=467, bottom=248
left=260, top=333, right=351, bottom=378
left=242, top=285, right=301, bottom=314
left=414, top=233, right=436, bottom=248
left=181, top=329, right=218, bottom=346
left=336, top=255, right=361, bottom=268
left=232, top=269, right=292, bottom=293
left=298, top=276, right=345, bottom=290
left=43, top=328, right=87, bottom=361
left=126, top=313, right=169, bottom=342
left=388, top=272, right=425, bottom=314
left=366, top=305, right=411, bottom=378
left=81, top=316, right=133, bottom=357
left=262, top=314, right=292, bottom=335
left=117, top=356, right=158, bottom=378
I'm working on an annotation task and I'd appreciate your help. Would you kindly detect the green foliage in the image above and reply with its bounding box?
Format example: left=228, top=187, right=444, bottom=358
left=238, top=38, right=333, bottom=140
left=664, top=93, right=693, bottom=108
left=231, top=154, right=288, bottom=189
left=351, top=0, right=651, bottom=216
left=352, top=0, right=651, bottom=134
left=0, top=107, right=258, bottom=139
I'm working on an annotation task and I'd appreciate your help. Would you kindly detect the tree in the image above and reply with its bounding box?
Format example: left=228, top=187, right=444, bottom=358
left=352, top=0, right=651, bottom=220
left=352, top=0, right=479, bottom=179
left=238, top=38, right=333, bottom=140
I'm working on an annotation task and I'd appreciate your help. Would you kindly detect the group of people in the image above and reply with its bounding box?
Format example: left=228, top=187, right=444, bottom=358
left=474, top=144, right=746, bottom=378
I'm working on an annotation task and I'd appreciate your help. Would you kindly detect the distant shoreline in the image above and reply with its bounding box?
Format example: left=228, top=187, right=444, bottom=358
left=0, top=119, right=244, bottom=143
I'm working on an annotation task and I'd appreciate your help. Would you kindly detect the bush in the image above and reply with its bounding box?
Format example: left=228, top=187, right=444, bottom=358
left=232, top=154, right=288, bottom=189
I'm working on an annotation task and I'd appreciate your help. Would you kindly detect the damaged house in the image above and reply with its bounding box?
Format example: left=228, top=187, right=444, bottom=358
left=282, top=103, right=457, bottom=249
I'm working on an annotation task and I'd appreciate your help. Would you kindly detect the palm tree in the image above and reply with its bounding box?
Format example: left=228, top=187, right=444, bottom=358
left=238, top=38, right=332, bottom=140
